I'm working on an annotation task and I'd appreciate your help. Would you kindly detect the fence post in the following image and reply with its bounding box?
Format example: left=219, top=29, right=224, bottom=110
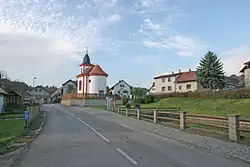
left=126, top=108, right=128, bottom=116
left=118, top=107, right=120, bottom=114
left=153, top=109, right=157, bottom=123
left=180, top=111, right=186, bottom=130
left=228, top=114, right=240, bottom=141
left=137, top=108, right=140, bottom=119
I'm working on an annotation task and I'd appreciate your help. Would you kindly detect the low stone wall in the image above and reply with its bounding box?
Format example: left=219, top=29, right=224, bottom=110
left=62, top=99, right=105, bottom=107
left=61, top=99, right=83, bottom=107
left=61, top=99, right=72, bottom=106
left=84, top=99, right=106, bottom=107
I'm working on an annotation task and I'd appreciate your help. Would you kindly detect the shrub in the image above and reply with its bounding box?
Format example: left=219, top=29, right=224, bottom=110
left=122, top=96, right=128, bottom=105
left=144, top=95, right=155, bottom=104
left=153, top=88, right=250, bottom=99
left=125, top=103, right=131, bottom=109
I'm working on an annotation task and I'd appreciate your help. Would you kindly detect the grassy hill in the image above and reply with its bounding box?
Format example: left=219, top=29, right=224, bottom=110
left=141, top=98, right=250, bottom=118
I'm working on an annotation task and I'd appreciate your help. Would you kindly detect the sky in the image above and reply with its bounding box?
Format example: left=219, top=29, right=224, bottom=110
left=0, top=0, right=250, bottom=88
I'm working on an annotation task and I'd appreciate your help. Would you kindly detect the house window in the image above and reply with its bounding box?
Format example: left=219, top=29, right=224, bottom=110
left=161, top=87, right=166, bottom=91
left=168, top=77, right=171, bottom=82
left=162, top=78, right=165, bottom=83
left=120, top=84, right=124, bottom=87
left=99, top=90, right=104, bottom=94
left=39, top=89, right=41, bottom=92
left=35, top=89, right=38, bottom=92
left=89, top=80, right=91, bottom=83
left=179, top=85, right=182, bottom=90
left=168, top=86, right=172, bottom=91
left=79, top=80, right=82, bottom=91
left=186, top=84, right=191, bottom=90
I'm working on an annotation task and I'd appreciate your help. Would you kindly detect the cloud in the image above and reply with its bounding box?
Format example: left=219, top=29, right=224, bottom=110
left=167, top=36, right=207, bottom=56
left=140, top=16, right=207, bottom=56
left=142, top=41, right=167, bottom=48
left=108, top=14, right=121, bottom=22
left=0, top=0, right=122, bottom=86
left=222, top=45, right=250, bottom=75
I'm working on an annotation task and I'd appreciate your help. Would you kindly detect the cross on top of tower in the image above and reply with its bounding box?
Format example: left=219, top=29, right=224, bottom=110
left=83, top=47, right=90, bottom=64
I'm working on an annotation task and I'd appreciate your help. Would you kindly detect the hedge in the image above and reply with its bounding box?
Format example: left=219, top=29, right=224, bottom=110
left=152, top=88, right=250, bottom=99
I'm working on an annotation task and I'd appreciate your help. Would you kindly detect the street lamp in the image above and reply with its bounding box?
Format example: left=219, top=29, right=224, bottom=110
left=33, top=77, right=37, bottom=87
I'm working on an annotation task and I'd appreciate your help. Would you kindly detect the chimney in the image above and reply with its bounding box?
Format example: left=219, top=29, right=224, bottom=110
left=178, top=69, right=181, bottom=73
left=172, top=71, right=174, bottom=74
left=189, top=69, right=191, bottom=72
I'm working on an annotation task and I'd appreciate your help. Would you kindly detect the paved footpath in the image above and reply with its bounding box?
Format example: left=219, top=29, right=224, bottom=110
left=16, top=104, right=250, bottom=167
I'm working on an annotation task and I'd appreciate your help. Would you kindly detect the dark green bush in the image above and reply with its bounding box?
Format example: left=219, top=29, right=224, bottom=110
left=144, top=95, right=155, bottom=104
left=153, top=88, right=250, bottom=99
left=125, top=103, right=131, bottom=109
left=122, top=96, right=128, bottom=105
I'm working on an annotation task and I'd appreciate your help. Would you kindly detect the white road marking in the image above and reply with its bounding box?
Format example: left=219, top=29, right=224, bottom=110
left=60, top=107, right=110, bottom=143
left=120, top=124, right=133, bottom=130
left=116, top=148, right=138, bottom=165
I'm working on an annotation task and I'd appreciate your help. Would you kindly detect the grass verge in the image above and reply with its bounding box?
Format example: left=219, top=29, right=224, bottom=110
left=0, top=111, right=45, bottom=155
left=141, top=98, right=250, bottom=118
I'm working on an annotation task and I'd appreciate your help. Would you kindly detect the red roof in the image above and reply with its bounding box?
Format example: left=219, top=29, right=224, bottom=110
left=82, top=67, right=93, bottom=74
left=153, top=73, right=179, bottom=79
left=76, top=65, right=108, bottom=78
left=79, top=63, right=94, bottom=67
left=89, top=65, right=108, bottom=77
left=175, top=71, right=197, bottom=83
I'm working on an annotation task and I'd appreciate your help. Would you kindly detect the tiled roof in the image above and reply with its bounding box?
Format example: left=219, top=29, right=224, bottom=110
left=175, top=71, right=197, bottom=83
left=0, top=87, right=8, bottom=94
left=76, top=65, right=108, bottom=78
left=153, top=73, right=179, bottom=79
left=89, top=65, right=108, bottom=77
left=62, top=79, right=77, bottom=86
left=83, top=66, right=94, bottom=74
left=0, top=79, right=30, bottom=97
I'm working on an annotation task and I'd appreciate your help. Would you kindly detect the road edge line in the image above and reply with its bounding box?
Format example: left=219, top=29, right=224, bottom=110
left=61, top=108, right=110, bottom=143
left=116, top=148, right=138, bottom=165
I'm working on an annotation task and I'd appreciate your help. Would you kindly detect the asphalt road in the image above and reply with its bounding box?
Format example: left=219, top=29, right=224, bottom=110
left=16, top=104, right=249, bottom=167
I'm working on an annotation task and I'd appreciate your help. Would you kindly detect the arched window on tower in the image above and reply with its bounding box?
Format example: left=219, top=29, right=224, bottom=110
left=79, top=80, right=82, bottom=91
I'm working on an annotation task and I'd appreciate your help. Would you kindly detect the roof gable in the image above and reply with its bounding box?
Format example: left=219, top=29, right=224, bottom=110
left=0, top=79, right=29, bottom=97
left=89, top=65, right=108, bottom=77
left=0, top=87, right=8, bottom=94
left=62, top=79, right=77, bottom=86
left=153, top=73, right=179, bottom=79
left=110, top=80, right=132, bottom=90
left=175, top=71, right=197, bottom=83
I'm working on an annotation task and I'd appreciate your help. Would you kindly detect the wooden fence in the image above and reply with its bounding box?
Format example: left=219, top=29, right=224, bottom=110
left=114, top=107, right=250, bottom=141
left=25, top=105, right=40, bottom=127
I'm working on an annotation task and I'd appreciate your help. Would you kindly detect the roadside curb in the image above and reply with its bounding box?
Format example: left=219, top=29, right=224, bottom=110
left=0, top=111, right=47, bottom=167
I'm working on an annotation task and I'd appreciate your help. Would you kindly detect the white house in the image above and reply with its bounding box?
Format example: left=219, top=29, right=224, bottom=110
left=76, top=50, right=108, bottom=95
left=61, top=79, right=77, bottom=95
left=149, top=69, right=206, bottom=95
left=240, top=60, right=250, bottom=87
left=28, top=86, right=51, bottom=104
left=109, top=80, right=132, bottom=97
